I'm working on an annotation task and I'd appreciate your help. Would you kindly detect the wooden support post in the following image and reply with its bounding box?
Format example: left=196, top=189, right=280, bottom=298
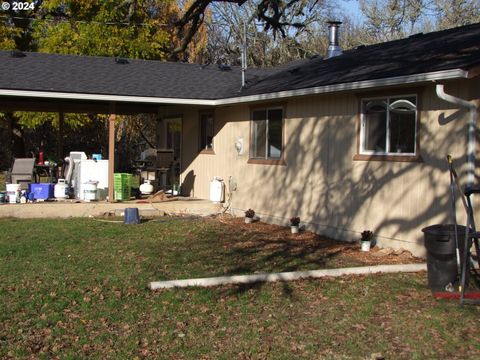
left=108, top=107, right=116, bottom=202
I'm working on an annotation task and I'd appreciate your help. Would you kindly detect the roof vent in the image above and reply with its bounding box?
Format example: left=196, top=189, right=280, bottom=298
left=326, top=21, right=342, bottom=59
left=10, top=50, right=26, bottom=58
left=218, top=64, right=231, bottom=71
left=115, top=57, right=129, bottom=64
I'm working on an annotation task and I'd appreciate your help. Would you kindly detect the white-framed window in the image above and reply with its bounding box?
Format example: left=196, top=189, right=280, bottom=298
left=360, top=95, right=417, bottom=155
left=251, top=107, right=283, bottom=160
left=199, top=112, right=214, bottom=151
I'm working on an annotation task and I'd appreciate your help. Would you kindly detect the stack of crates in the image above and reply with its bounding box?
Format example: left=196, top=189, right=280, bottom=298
left=114, top=173, right=132, bottom=201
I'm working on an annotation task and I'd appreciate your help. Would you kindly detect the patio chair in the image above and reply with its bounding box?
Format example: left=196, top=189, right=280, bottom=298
left=10, top=158, right=35, bottom=190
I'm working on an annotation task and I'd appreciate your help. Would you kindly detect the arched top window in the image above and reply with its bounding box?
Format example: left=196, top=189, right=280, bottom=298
left=360, top=95, right=417, bottom=156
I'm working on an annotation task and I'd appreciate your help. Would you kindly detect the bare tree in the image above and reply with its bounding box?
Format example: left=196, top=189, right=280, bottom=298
left=434, top=0, right=480, bottom=30
left=170, top=0, right=334, bottom=61
left=358, top=0, right=479, bottom=43
left=202, top=0, right=334, bottom=67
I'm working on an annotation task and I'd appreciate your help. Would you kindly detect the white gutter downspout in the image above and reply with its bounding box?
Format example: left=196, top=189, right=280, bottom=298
left=436, top=83, right=478, bottom=186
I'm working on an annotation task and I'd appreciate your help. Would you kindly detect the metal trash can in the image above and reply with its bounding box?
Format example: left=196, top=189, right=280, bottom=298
left=422, top=224, right=467, bottom=291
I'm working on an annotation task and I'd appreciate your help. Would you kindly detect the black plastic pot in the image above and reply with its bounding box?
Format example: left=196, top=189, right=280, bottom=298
left=422, top=224, right=468, bottom=291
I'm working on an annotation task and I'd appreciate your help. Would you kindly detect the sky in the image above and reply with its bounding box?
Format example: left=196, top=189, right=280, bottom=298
left=339, top=0, right=366, bottom=23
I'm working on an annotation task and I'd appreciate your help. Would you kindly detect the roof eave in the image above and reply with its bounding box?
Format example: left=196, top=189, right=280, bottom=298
left=216, top=68, right=470, bottom=105
left=0, top=89, right=217, bottom=106
left=0, top=68, right=470, bottom=107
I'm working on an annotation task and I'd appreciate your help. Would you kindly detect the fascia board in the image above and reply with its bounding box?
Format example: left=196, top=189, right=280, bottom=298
left=0, top=69, right=469, bottom=107
left=0, top=89, right=216, bottom=106
left=216, top=69, right=469, bottom=105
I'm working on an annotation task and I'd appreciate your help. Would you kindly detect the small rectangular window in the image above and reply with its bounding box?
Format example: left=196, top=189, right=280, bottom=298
left=361, top=95, right=417, bottom=156
left=199, top=112, right=214, bottom=151
left=251, top=108, right=283, bottom=160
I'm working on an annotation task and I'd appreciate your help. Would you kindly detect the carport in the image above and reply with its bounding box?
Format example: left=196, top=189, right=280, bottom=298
left=0, top=50, right=230, bottom=201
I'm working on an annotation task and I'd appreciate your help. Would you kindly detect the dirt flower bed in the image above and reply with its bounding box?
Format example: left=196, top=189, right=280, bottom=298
left=214, top=215, right=424, bottom=267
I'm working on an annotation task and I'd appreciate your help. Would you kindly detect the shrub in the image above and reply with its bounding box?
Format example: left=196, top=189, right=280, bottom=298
left=245, top=209, right=255, bottom=218
left=361, top=230, right=374, bottom=242
left=290, top=217, right=300, bottom=226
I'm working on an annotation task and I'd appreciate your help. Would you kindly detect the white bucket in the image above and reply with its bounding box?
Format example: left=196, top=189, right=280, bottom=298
left=83, top=181, right=98, bottom=201
left=6, top=183, right=21, bottom=204
left=54, top=179, right=68, bottom=199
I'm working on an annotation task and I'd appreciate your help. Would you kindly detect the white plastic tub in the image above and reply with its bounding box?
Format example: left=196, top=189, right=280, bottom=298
left=6, top=183, right=21, bottom=204
left=83, top=181, right=98, bottom=201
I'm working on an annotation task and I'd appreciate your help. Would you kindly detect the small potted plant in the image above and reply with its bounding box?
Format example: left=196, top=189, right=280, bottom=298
left=244, top=209, right=255, bottom=223
left=360, top=230, right=374, bottom=252
left=290, top=216, right=300, bottom=234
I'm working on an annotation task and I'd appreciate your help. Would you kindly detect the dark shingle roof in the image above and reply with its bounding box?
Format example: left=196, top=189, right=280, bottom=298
left=0, top=52, right=246, bottom=99
left=240, top=22, right=480, bottom=96
left=0, top=22, right=479, bottom=101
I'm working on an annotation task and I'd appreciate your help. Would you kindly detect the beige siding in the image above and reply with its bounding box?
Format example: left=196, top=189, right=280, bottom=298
left=169, top=78, right=480, bottom=257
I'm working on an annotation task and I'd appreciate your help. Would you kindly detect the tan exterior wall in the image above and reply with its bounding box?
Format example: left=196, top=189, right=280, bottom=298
left=166, top=78, right=480, bottom=257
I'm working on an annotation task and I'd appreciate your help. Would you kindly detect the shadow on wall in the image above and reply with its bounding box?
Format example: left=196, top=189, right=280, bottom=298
left=178, top=86, right=476, bottom=254
left=236, top=90, right=471, bottom=252
left=182, top=170, right=195, bottom=197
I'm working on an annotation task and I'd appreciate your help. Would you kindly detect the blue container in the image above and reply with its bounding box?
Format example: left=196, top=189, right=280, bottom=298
left=124, top=208, right=140, bottom=224
left=92, top=154, right=102, bottom=161
left=28, top=183, right=54, bottom=200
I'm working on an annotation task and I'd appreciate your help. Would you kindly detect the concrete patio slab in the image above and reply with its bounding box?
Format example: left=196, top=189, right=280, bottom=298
left=0, top=197, right=222, bottom=219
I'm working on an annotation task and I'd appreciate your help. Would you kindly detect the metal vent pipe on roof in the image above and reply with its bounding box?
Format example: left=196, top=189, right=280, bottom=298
left=326, top=21, right=342, bottom=59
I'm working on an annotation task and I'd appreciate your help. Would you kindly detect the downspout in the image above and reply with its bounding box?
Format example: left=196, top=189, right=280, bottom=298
left=436, top=83, right=478, bottom=186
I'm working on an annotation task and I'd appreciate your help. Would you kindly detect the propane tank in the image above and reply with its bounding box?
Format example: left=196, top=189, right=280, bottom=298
left=54, top=179, right=68, bottom=199
left=139, top=180, right=154, bottom=195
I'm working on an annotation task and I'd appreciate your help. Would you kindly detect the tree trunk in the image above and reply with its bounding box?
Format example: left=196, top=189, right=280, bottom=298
left=5, top=112, right=26, bottom=163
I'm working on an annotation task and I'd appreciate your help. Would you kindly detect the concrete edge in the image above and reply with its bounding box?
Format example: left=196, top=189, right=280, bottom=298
left=149, top=263, right=427, bottom=290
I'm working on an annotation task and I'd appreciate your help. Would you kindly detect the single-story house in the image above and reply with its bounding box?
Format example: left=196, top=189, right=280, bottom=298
left=1, top=22, right=479, bottom=256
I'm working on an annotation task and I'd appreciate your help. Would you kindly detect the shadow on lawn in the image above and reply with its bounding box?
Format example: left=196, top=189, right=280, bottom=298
left=199, top=219, right=349, bottom=297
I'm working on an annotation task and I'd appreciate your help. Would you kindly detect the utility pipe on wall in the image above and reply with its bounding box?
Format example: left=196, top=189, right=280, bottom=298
left=436, top=83, right=478, bottom=186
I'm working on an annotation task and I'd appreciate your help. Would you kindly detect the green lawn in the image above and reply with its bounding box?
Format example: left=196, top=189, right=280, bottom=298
left=0, top=218, right=479, bottom=359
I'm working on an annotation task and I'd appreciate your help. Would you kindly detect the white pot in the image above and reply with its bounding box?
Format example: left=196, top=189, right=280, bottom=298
left=245, top=217, right=253, bottom=224
left=361, top=240, right=371, bottom=252
left=291, top=225, right=299, bottom=234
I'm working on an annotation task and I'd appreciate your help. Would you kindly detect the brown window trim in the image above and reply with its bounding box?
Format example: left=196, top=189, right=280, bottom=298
left=354, top=89, right=423, bottom=163
left=249, top=103, right=286, bottom=165
left=353, top=154, right=423, bottom=162
left=247, top=158, right=286, bottom=165
left=199, top=149, right=215, bottom=155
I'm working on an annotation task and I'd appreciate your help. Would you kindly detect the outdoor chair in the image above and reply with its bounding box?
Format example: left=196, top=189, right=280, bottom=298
left=10, top=157, right=35, bottom=190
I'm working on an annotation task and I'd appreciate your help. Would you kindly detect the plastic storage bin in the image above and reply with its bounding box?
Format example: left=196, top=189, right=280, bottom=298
left=28, top=183, right=54, bottom=200
left=114, top=173, right=132, bottom=201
